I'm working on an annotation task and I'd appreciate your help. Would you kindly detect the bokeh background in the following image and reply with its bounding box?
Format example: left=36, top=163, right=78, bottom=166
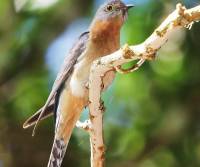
left=0, top=0, right=200, bottom=167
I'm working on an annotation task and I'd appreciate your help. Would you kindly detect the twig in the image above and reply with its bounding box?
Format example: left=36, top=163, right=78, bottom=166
left=76, top=120, right=92, bottom=132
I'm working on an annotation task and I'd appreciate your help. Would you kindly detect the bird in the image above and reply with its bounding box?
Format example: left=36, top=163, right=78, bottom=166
left=23, top=0, right=134, bottom=166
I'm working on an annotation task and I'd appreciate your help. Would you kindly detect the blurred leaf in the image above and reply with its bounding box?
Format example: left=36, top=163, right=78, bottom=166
left=117, top=129, right=145, bottom=159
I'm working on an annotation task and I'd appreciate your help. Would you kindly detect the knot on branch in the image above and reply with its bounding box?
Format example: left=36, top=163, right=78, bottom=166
left=177, top=3, right=187, bottom=16
left=156, top=25, right=169, bottom=37
left=122, top=44, right=135, bottom=59
left=175, top=3, right=194, bottom=29
left=143, top=45, right=157, bottom=60
left=114, top=44, right=146, bottom=74
left=98, top=146, right=106, bottom=160
left=99, top=100, right=106, bottom=113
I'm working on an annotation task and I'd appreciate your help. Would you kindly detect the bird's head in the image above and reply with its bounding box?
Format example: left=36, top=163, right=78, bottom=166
left=90, top=0, right=134, bottom=43
left=94, top=0, right=134, bottom=23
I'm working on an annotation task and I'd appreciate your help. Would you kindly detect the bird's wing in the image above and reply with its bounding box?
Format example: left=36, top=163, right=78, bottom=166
left=23, top=99, right=54, bottom=129
left=23, top=31, right=90, bottom=131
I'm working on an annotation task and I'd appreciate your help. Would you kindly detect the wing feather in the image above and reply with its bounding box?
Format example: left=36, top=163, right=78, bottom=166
left=23, top=31, right=90, bottom=131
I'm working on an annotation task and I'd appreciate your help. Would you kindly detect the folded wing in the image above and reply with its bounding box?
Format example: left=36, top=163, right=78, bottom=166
left=23, top=31, right=90, bottom=130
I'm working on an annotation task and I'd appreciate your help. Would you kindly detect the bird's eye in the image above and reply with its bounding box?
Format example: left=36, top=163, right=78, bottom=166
left=106, top=5, right=114, bottom=12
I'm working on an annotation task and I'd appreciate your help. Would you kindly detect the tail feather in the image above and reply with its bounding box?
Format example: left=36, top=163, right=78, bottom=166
left=47, top=138, right=68, bottom=167
left=47, top=86, right=86, bottom=167
left=47, top=111, right=80, bottom=167
left=23, top=103, right=54, bottom=129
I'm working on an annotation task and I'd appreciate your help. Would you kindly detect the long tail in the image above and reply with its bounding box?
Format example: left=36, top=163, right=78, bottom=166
left=47, top=105, right=84, bottom=167
left=47, top=137, right=68, bottom=167
left=47, top=117, right=75, bottom=167
left=47, top=83, right=87, bottom=167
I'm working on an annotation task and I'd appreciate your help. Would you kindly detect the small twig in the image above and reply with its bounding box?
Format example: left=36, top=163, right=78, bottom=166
left=115, top=58, right=145, bottom=74
left=76, top=120, right=92, bottom=132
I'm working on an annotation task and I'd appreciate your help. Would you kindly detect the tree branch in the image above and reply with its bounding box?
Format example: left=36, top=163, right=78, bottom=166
left=77, top=3, right=200, bottom=167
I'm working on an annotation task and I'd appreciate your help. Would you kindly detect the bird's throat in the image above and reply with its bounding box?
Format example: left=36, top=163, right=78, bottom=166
left=90, top=19, right=121, bottom=45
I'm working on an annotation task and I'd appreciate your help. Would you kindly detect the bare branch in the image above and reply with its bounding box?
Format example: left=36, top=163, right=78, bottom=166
left=88, top=3, right=200, bottom=167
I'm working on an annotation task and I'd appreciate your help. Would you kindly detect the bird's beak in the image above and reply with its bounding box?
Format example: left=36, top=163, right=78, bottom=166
left=121, top=4, right=134, bottom=22
left=126, top=4, right=135, bottom=10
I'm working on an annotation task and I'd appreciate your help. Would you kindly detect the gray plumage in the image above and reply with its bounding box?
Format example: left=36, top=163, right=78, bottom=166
left=23, top=31, right=89, bottom=129
left=48, top=138, right=66, bottom=167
